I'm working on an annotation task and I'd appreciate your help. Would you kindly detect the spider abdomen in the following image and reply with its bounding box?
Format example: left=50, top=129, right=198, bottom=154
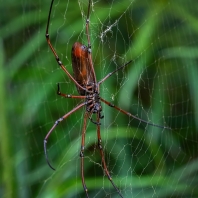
left=71, top=42, right=95, bottom=95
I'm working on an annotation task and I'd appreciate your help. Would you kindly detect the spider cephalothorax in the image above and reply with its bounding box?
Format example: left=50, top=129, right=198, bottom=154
left=85, top=91, right=104, bottom=124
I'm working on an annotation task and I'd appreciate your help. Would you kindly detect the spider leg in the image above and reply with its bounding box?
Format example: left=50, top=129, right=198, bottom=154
left=96, top=113, right=124, bottom=198
left=79, top=112, right=89, bottom=198
left=44, top=102, right=86, bottom=170
left=57, top=83, right=86, bottom=99
left=46, top=0, right=90, bottom=93
left=100, top=97, right=171, bottom=130
left=87, top=111, right=101, bottom=125
left=87, top=110, right=104, bottom=125
left=98, top=60, right=133, bottom=85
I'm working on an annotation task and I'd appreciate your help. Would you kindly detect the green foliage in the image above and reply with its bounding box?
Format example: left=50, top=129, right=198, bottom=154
left=0, top=0, right=197, bottom=197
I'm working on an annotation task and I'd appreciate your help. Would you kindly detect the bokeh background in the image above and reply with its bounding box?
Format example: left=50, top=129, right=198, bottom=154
left=1, top=0, right=198, bottom=197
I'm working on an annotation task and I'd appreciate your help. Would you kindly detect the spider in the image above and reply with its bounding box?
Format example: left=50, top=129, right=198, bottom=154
left=44, top=0, right=170, bottom=197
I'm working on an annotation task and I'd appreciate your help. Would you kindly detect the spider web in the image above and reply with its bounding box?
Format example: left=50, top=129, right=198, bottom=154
left=1, top=0, right=198, bottom=198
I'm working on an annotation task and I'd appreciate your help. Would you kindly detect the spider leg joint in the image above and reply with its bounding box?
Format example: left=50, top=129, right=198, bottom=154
left=86, top=19, right=90, bottom=24
left=57, top=60, right=62, bottom=65
left=109, top=103, right=115, bottom=107
left=55, top=118, right=63, bottom=125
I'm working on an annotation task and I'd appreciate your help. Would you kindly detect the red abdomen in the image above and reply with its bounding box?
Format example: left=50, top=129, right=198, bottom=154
left=71, top=42, right=95, bottom=95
